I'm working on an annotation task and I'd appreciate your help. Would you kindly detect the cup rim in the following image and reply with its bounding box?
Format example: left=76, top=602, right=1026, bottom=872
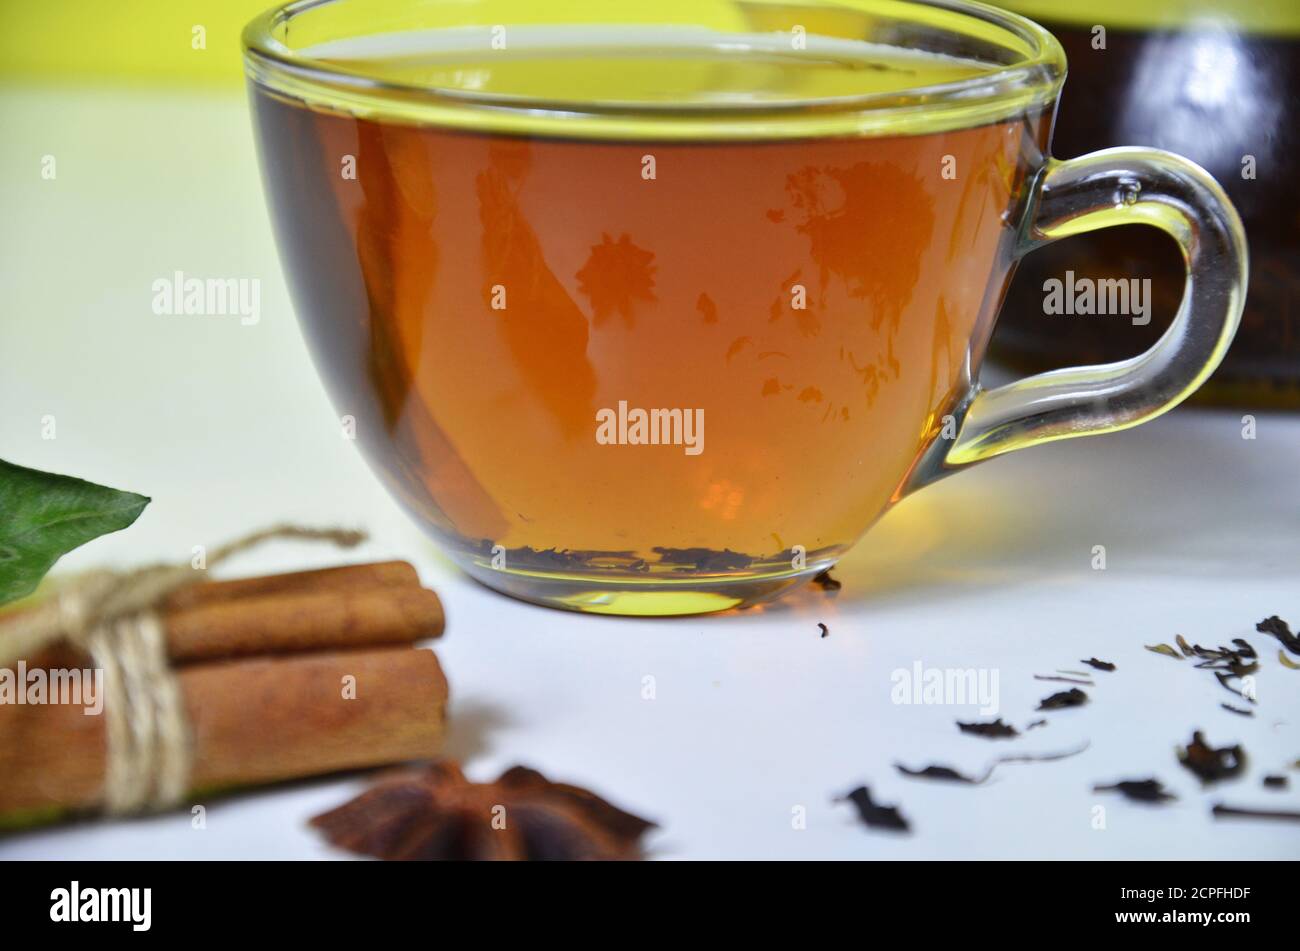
left=242, top=0, right=1066, bottom=140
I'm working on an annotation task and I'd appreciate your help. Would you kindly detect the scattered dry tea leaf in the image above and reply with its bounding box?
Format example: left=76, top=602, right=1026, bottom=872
left=1221, top=703, right=1255, bottom=718
left=957, top=718, right=1018, bottom=740
left=1038, top=687, right=1088, bottom=710
left=1149, top=635, right=1263, bottom=705
left=1177, top=731, right=1246, bottom=784
left=1279, top=650, right=1300, bottom=670
left=1146, top=643, right=1183, bottom=660
left=1256, top=615, right=1300, bottom=656
left=811, top=569, right=842, bottom=593
left=1094, top=779, right=1177, bottom=803
left=1211, top=803, right=1300, bottom=823
left=1214, top=672, right=1256, bottom=705
left=1025, top=719, right=1048, bottom=731
left=1191, top=641, right=1258, bottom=676
left=993, top=743, right=1091, bottom=771
left=897, top=764, right=977, bottom=783
left=1081, top=658, right=1116, bottom=672
left=1263, top=775, right=1288, bottom=790
left=1035, top=674, right=1093, bottom=686
left=896, top=742, right=1090, bottom=786
left=1202, top=657, right=1259, bottom=677
left=838, top=786, right=908, bottom=832
left=310, top=760, right=655, bottom=860
left=817, top=622, right=829, bottom=638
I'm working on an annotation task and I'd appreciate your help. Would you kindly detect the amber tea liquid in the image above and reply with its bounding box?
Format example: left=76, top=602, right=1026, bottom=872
left=251, top=30, right=1049, bottom=612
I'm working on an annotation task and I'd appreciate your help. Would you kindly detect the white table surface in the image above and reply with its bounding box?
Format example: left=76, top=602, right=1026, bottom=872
left=2, top=87, right=1297, bottom=860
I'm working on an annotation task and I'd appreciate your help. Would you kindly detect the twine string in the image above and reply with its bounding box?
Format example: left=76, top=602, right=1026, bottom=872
left=0, top=524, right=365, bottom=814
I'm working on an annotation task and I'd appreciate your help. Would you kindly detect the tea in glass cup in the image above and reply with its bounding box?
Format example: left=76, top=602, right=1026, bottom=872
left=245, top=0, right=1245, bottom=615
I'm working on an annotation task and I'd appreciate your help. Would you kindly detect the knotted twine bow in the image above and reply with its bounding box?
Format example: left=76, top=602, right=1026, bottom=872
left=0, top=524, right=365, bottom=815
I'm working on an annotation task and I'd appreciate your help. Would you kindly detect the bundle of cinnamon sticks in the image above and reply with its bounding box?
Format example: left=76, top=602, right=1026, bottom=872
left=0, top=560, right=448, bottom=824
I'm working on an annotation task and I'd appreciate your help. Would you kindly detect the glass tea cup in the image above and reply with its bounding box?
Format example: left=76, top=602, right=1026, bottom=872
left=244, top=0, right=1246, bottom=615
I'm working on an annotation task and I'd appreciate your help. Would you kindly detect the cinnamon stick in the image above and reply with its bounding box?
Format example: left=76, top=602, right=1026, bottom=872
left=3, top=562, right=444, bottom=666
left=160, top=560, right=420, bottom=611
left=163, top=585, right=444, bottom=663
left=0, top=646, right=448, bottom=819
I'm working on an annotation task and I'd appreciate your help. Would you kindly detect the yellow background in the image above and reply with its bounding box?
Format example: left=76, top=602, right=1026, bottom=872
left=2, top=0, right=1297, bottom=89
left=0, top=0, right=273, bottom=85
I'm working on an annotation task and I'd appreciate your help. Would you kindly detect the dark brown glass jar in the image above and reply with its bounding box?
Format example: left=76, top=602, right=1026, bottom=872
left=990, top=1, right=1300, bottom=407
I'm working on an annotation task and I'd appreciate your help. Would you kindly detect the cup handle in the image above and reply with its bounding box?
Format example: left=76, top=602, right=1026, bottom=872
left=908, top=147, right=1248, bottom=489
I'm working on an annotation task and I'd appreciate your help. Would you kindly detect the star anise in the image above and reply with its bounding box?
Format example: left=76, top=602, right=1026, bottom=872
left=310, top=761, right=656, bottom=860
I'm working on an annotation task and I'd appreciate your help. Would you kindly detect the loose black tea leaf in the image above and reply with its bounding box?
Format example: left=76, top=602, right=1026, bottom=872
left=811, top=569, right=842, bottom=593
left=1256, top=616, right=1300, bottom=655
left=1178, top=731, right=1246, bottom=784
left=1279, top=650, right=1300, bottom=670
left=1176, top=634, right=1225, bottom=659
left=896, top=764, right=978, bottom=783
left=1263, top=775, right=1288, bottom=789
left=1212, top=804, right=1300, bottom=823
left=957, top=718, right=1019, bottom=739
left=838, top=786, right=909, bottom=832
left=1199, top=657, right=1259, bottom=677
left=474, top=542, right=647, bottom=572
left=1214, top=672, right=1256, bottom=704
left=1094, top=779, right=1177, bottom=803
left=1025, top=719, right=1048, bottom=731
left=652, top=547, right=753, bottom=572
left=1081, top=658, right=1116, bottom=672
left=993, top=743, right=1091, bottom=771
left=1220, top=703, right=1255, bottom=717
left=1190, top=641, right=1258, bottom=676
left=896, top=742, right=1089, bottom=786
left=1145, top=644, right=1183, bottom=660
left=1037, top=687, right=1088, bottom=710
left=817, top=622, right=829, bottom=638
left=1035, top=674, right=1093, bottom=686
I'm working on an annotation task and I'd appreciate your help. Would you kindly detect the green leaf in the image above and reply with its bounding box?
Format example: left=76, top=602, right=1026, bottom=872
left=0, top=459, right=150, bottom=606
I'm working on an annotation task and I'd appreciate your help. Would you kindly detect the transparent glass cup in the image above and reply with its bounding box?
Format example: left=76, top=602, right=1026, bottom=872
left=244, top=0, right=1246, bottom=616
